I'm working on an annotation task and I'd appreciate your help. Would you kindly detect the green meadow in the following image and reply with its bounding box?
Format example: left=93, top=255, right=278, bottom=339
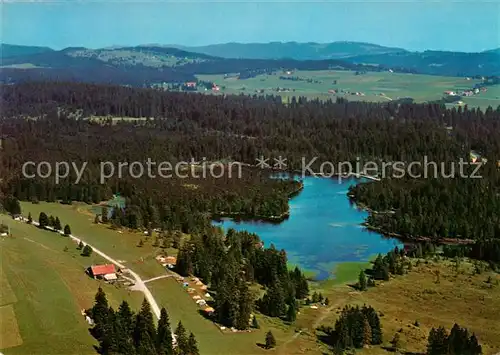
left=197, top=70, right=499, bottom=110
left=0, top=218, right=143, bottom=354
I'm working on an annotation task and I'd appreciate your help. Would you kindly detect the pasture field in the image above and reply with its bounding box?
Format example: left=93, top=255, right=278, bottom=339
left=149, top=278, right=295, bottom=355
left=290, top=258, right=500, bottom=355
left=12, top=202, right=500, bottom=354
left=20, top=201, right=167, bottom=280
left=0, top=218, right=143, bottom=354
left=196, top=70, right=499, bottom=110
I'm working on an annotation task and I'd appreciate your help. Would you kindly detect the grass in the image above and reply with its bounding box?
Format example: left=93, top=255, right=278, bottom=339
left=20, top=201, right=167, bottom=280
left=149, top=278, right=294, bottom=355
left=0, top=217, right=143, bottom=354
left=12, top=202, right=500, bottom=354
left=196, top=70, right=499, bottom=110
left=16, top=202, right=296, bottom=354
left=288, top=258, right=500, bottom=355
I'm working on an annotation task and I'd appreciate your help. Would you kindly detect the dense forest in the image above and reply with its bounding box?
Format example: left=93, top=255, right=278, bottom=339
left=87, top=287, right=199, bottom=355
left=1, top=82, right=499, bottom=247
left=174, top=227, right=309, bottom=327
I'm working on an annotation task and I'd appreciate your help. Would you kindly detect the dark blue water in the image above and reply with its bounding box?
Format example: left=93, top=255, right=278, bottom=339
left=213, top=176, right=401, bottom=280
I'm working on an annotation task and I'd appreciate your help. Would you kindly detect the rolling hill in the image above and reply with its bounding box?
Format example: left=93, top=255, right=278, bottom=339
left=346, top=50, right=500, bottom=77
left=1, top=43, right=499, bottom=88
left=172, top=41, right=407, bottom=60
left=0, top=44, right=54, bottom=59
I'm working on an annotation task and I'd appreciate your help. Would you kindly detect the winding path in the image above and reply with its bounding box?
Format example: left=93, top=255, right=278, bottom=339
left=17, top=217, right=162, bottom=319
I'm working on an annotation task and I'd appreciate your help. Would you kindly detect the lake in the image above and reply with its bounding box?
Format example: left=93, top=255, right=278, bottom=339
left=213, top=176, right=401, bottom=280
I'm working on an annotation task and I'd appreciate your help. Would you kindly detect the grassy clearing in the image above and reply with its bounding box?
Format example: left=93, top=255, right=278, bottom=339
left=0, top=218, right=143, bottom=354
left=20, top=201, right=166, bottom=279
left=288, top=258, right=500, bottom=355
left=149, top=277, right=294, bottom=355
left=196, top=70, right=498, bottom=110
left=17, top=202, right=296, bottom=354
left=0, top=305, right=22, bottom=349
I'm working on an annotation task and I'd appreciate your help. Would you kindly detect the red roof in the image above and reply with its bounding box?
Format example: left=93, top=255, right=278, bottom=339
left=90, top=264, right=116, bottom=276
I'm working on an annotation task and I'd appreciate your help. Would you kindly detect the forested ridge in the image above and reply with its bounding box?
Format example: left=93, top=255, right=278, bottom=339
left=1, top=82, right=500, bottom=247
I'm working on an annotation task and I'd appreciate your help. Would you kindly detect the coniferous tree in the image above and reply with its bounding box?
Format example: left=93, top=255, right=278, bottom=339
left=54, top=216, right=62, bottom=231
left=64, top=224, right=71, bottom=235
left=90, top=287, right=111, bottom=351
left=252, top=316, right=260, bottom=329
left=82, top=244, right=93, bottom=256
left=174, top=321, right=189, bottom=354
left=102, top=207, right=109, bottom=223
left=467, top=334, right=482, bottom=355
left=38, top=212, right=48, bottom=228
left=78, top=240, right=84, bottom=250
left=265, top=331, right=276, bottom=349
left=48, top=215, right=55, bottom=227
left=156, top=308, right=173, bottom=355
left=133, top=299, right=156, bottom=355
left=427, top=326, right=449, bottom=355
left=27, top=212, right=32, bottom=224
left=286, top=299, right=297, bottom=322
left=362, top=305, right=382, bottom=345
left=358, top=270, right=367, bottom=291
left=187, top=332, right=199, bottom=355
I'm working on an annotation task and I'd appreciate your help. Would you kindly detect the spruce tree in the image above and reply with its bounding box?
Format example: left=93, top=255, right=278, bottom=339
left=54, top=217, right=62, bottom=231
left=358, top=270, right=367, bottom=291
left=133, top=299, right=157, bottom=354
left=38, top=212, right=48, bottom=228
left=252, top=316, right=260, bottom=329
left=468, top=334, right=482, bottom=355
left=286, top=300, right=297, bottom=322
left=187, top=332, right=199, bottom=355
left=427, top=326, right=449, bottom=355
left=48, top=215, right=55, bottom=227
left=174, top=321, right=189, bottom=354
left=235, top=279, right=253, bottom=330
left=156, top=308, right=173, bottom=355
left=27, top=212, right=32, bottom=224
left=82, top=244, right=93, bottom=256
left=91, top=287, right=110, bottom=346
left=102, top=207, right=109, bottom=223
left=64, top=224, right=71, bottom=236
left=265, top=330, right=276, bottom=349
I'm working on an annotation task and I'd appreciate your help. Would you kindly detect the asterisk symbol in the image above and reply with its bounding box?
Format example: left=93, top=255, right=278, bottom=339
left=256, top=155, right=270, bottom=169
left=274, top=156, right=287, bottom=170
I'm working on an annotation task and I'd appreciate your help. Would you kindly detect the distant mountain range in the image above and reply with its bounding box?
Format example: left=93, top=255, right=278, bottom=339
left=1, top=42, right=499, bottom=87
left=1, top=44, right=54, bottom=58
left=170, top=41, right=407, bottom=60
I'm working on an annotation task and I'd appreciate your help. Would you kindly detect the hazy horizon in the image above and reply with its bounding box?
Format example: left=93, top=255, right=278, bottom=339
left=2, top=0, right=499, bottom=53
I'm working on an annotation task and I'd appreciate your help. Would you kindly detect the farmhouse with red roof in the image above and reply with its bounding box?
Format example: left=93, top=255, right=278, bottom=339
left=87, top=264, right=117, bottom=281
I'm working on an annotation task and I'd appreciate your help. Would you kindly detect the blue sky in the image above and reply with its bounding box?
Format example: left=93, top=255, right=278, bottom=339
left=2, top=0, right=499, bottom=52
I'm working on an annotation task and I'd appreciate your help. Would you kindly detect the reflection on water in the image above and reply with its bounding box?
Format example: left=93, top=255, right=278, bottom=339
left=213, top=176, right=401, bottom=280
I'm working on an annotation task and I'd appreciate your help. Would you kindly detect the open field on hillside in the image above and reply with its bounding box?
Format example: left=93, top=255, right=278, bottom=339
left=289, top=259, right=500, bottom=355
left=149, top=278, right=295, bottom=355
left=197, top=70, right=499, bottom=110
left=20, top=201, right=167, bottom=280
left=0, top=218, right=143, bottom=354
left=16, top=202, right=297, bottom=354
left=12, top=202, right=500, bottom=354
